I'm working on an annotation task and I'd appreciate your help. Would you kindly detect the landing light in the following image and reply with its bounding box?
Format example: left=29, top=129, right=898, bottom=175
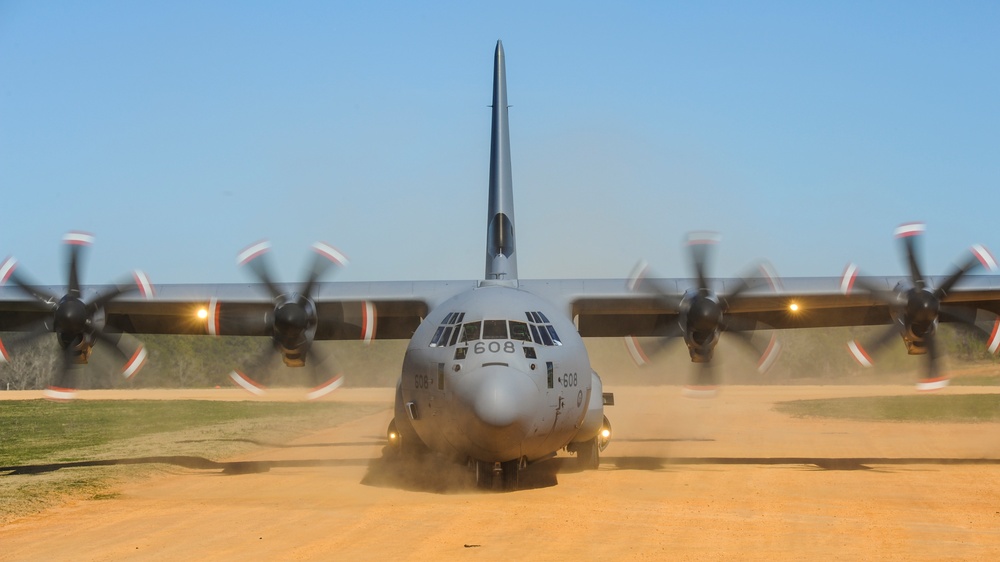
left=196, top=308, right=209, bottom=320
left=789, top=303, right=800, bottom=312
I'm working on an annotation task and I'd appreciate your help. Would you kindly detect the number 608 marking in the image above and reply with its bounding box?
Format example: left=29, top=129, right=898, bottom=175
left=473, top=341, right=516, bottom=354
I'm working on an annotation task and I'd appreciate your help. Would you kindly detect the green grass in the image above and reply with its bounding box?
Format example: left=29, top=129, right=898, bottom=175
left=775, top=394, right=1000, bottom=423
left=950, top=375, right=1000, bottom=386
left=0, top=399, right=389, bottom=524
left=0, top=400, right=382, bottom=467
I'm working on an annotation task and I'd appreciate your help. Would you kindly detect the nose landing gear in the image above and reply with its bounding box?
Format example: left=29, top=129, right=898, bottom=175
left=473, top=458, right=522, bottom=492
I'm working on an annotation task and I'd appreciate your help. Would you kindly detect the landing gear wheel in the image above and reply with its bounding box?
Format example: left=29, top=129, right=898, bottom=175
left=475, top=460, right=495, bottom=490
left=383, top=420, right=401, bottom=458
left=500, top=459, right=520, bottom=492
left=576, top=438, right=600, bottom=470
left=383, top=419, right=429, bottom=461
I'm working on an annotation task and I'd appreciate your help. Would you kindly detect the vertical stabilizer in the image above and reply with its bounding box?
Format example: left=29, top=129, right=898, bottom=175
left=485, top=40, right=518, bottom=281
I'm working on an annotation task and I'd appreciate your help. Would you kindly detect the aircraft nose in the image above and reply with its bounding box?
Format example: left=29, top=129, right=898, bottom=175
left=472, top=369, right=534, bottom=427
left=452, top=364, right=539, bottom=461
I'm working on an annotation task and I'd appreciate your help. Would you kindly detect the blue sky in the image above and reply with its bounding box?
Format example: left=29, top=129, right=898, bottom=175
left=1, top=1, right=998, bottom=285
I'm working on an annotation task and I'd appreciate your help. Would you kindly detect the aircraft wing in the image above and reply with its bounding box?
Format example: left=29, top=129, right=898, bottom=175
left=0, top=281, right=476, bottom=342
left=4, top=276, right=999, bottom=341
left=514, top=276, right=1000, bottom=337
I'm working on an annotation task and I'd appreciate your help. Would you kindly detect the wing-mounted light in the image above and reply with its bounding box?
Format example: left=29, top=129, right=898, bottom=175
left=842, top=222, right=999, bottom=390
left=626, top=232, right=782, bottom=397
left=0, top=232, right=152, bottom=400
left=229, top=240, right=351, bottom=399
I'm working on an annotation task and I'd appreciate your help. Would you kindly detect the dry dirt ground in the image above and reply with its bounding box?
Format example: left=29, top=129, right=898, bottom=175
left=2, top=385, right=1000, bottom=561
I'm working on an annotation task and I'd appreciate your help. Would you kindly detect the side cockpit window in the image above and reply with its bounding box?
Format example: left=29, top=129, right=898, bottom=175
left=523, top=311, right=561, bottom=346
left=430, top=312, right=466, bottom=347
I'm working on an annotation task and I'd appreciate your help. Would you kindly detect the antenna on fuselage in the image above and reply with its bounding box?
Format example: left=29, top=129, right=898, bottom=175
left=485, top=40, right=518, bottom=283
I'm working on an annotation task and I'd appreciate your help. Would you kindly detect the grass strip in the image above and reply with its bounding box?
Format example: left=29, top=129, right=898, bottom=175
left=950, top=375, right=1000, bottom=386
left=0, top=400, right=383, bottom=466
left=0, top=399, right=389, bottom=524
left=775, top=394, right=1000, bottom=423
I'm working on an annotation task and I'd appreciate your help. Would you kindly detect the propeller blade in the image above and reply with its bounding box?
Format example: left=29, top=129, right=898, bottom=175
left=840, top=263, right=898, bottom=302
left=894, top=222, right=926, bottom=290
left=228, top=342, right=280, bottom=396
left=847, top=324, right=902, bottom=367
left=303, top=344, right=344, bottom=401
left=723, top=326, right=782, bottom=374
left=85, top=271, right=154, bottom=315
left=43, top=343, right=82, bottom=401
left=94, top=330, right=148, bottom=380
left=228, top=370, right=268, bottom=396
left=683, top=362, right=718, bottom=398
left=930, top=305, right=1000, bottom=361
left=935, top=245, right=997, bottom=299
left=238, top=240, right=283, bottom=300
left=1, top=318, right=53, bottom=351
left=63, top=231, right=94, bottom=297
left=1, top=257, right=60, bottom=307
left=626, top=261, right=683, bottom=311
left=722, top=261, right=779, bottom=309
left=623, top=333, right=682, bottom=366
left=301, top=242, right=348, bottom=300
left=916, top=333, right=948, bottom=391
left=687, top=231, right=720, bottom=292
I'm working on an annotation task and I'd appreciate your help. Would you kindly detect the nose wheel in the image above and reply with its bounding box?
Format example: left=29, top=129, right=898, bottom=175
left=474, top=459, right=520, bottom=492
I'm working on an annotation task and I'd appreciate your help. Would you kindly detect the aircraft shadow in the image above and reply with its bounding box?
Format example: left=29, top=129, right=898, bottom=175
left=359, top=448, right=612, bottom=493
left=604, top=456, right=1000, bottom=472
left=0, top=456, right=372, bottom=476
left=614, top=438, right=715, bottom=443
left=7, top=453, right=997, bottom=488
left=176, top=438, right=378, bottom=449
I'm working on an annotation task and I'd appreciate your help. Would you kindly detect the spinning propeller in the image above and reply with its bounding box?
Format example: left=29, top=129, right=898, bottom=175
left=842, top=222, right=999, bottom=390
left=227, top=240, right=350, bottom=400
left=626, top=232, right=781, bottom=397
left=0, top=232, right=152, bottom=400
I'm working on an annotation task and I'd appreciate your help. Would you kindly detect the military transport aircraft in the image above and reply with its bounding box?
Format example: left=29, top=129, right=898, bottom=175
left=2, top=41, right=1000, bottom=490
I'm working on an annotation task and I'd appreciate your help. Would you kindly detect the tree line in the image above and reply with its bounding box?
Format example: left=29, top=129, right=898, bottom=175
left=1, top=325, right=996, bottom=391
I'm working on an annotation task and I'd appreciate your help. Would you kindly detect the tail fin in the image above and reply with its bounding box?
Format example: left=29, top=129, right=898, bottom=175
left=485, top=40, right=517, bottom=282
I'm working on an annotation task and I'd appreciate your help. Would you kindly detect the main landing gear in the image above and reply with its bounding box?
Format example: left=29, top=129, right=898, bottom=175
left=567, top=415, right=612, bottom=470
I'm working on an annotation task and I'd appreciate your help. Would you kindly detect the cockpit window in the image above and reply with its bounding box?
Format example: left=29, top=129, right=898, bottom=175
left=430, top=326, right=447, bottom=347
left=523, top=311, right=561, bottom=347
left=460, top=321, right=481, bottom=342
left=483, top=320, right=508, bottom=339
left=509, top=321, right=531, bottom=342
left=545, top=325, right=561, bottom=346
left=429, top=312, right=466, bottom=348
left=435, top=312, right=560, bottom=348
left=538, top=325, right=554, bottom=346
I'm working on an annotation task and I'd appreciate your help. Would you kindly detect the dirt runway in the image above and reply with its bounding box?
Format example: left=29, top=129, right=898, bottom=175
left=2, top=385, right=1000, bottom=560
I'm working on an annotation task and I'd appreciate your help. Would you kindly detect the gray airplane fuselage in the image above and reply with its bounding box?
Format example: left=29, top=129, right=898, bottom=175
left=394, top=282, right=606, bottom=464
